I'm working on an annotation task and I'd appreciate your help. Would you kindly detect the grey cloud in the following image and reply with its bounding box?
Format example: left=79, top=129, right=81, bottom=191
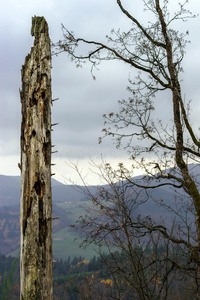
left=1, top=0, right=200, bottom=179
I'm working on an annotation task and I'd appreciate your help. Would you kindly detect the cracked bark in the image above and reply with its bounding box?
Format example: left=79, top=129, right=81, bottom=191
left=20, top=16, right=53, bottom=299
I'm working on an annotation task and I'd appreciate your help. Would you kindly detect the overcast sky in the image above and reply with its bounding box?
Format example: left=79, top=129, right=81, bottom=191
left=0, top=0, right=200, bottom=185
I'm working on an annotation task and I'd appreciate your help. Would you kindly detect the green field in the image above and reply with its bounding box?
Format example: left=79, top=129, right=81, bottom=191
left=53, top=229, right=98, bottom=261
left=53, top=201, right=100, bottom=260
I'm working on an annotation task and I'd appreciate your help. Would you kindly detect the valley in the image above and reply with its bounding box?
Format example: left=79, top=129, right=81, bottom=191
left=0, top=165, right=198, bottom=260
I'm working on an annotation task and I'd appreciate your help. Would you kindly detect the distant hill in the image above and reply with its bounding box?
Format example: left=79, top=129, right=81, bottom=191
left=0, top=175, right=87, bottom=255
left=0, top=175, right=85, bottom=207
left=0, top=175, right=21, bottom=207
left=1, top=163, right=199, bottom=207
left=0, top=202, right=76, bottom=255
left=0, top=163, right=199, bottom=258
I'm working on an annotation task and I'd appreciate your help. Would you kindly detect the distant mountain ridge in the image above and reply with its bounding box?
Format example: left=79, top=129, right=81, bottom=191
left=1, top=163, right=200, bottom=207
left=0, top=164, right=199, bottom=257
left=0, top=175, right=84, bottom=207
left=0, top=175, right=87, bottom=255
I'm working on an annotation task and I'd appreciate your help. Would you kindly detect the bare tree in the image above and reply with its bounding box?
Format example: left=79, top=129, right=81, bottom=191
left=20, top=16, right=53, bottom=299
left=54, top=0, right=200, bottom=297
left=68, top=161, right=198, bottom=299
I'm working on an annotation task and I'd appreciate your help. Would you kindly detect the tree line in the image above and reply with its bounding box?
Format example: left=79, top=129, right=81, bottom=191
left=0, top=250, right=196, bottom=299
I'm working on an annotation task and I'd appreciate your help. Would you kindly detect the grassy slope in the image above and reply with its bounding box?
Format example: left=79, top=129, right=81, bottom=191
left=53, top=201, right=99, bottom=260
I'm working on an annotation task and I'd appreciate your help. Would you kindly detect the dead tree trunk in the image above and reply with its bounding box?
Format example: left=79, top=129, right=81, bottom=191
left=20, top=16, right=53, bottom=299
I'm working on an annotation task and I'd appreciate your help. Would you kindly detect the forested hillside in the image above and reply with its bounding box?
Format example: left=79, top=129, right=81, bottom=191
left=0, top=250, right=195, bottom=299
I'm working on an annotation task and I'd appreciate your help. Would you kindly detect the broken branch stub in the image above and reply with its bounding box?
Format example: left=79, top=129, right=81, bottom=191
left=20, top=16, right=53, bottom=299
